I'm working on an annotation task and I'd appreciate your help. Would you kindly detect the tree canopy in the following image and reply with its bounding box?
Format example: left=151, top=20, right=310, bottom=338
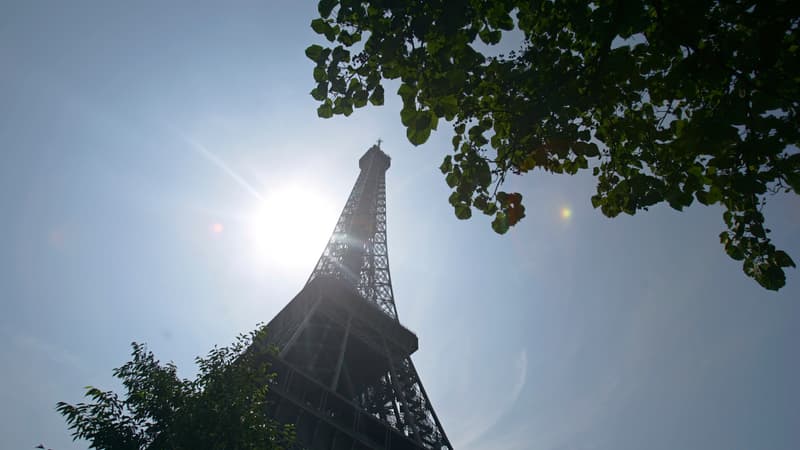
left=305, top=0, right=799, bottom=290
left=56, top=327, right=294, bottom=450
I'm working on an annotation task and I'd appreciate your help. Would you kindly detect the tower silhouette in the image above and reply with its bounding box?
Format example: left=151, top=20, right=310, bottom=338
left=262, top=144, right=451, bottom=449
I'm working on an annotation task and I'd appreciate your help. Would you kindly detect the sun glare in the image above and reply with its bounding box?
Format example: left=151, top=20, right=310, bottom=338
left=248, top=184, right=338, bottom=269
left=560, top=207, right=572, bottom=220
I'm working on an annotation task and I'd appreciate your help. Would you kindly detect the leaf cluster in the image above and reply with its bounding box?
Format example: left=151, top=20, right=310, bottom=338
left=306, top=0, right=799, bottom=290
left=56, top=327, right=294, bottom=450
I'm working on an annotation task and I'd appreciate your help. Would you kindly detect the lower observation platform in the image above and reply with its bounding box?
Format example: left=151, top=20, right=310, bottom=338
left=261, top=276, right=431, bottom=449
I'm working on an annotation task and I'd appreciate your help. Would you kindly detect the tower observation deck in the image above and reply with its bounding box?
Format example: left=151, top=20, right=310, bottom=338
left=262, top=144, right=451, bottom=449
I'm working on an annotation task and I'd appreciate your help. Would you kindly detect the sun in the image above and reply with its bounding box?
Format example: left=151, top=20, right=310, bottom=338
left=248, top=184, right=338, bottom=269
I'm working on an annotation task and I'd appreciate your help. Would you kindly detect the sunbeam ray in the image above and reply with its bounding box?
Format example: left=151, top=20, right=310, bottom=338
left=184, top=137, right=266, bottom=203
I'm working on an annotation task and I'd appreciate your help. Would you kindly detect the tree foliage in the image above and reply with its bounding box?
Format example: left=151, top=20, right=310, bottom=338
left=56, top=327, right=294, bottom=450
left=306, top=0, right=799, bottom=290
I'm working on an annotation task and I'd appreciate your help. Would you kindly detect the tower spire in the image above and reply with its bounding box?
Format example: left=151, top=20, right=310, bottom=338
left=308, top=144, right=398, bottom=318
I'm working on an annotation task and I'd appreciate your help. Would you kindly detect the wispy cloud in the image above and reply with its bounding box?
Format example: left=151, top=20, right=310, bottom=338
left=11, top=333, right=83, bottom=369
left=456, top=348, right=529, bottom=449
left=182, top=136, right=265, bottom=203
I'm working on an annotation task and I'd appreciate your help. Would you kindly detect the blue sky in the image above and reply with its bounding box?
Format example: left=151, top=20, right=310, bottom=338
left=1, top=2, right=799, bottom=450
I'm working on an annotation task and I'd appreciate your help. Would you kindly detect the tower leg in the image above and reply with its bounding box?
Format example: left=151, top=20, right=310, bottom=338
left=331, top=314, right=352, bottom=391
left=279, top=295, right=322, bottom=358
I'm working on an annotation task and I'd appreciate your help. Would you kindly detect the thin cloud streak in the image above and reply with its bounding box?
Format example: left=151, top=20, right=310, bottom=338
left=183, top=136, right=266, bottom=203
left=458, top=348, right=528, bottom=449
left=12, top=333, right=83, bottom=370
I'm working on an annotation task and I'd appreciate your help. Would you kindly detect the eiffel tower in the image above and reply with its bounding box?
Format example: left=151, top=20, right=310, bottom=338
left=262, top=144, right=452, bottom=449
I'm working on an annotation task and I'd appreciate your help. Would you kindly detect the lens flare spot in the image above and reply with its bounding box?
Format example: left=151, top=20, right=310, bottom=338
left=560, top=207, right=572, bottom=219
left=48, top=229, right=66, bottom=248
left=211, top=223, right=224, bottom=233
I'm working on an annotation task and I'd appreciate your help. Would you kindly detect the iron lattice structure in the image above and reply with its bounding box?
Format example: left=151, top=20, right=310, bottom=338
left=308, top=144, right=397, bottom=318
left=263, top=145, right=451, bottom=450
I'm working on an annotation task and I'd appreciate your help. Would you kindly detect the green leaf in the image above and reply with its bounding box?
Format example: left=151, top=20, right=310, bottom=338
left=439, top=96, right=459, bottom=119
left=331, top=46, right=350, bottom=62
left=784, top=171, right=800, bottom=192
left=317, top=102, right=333, bottom=119
left=755, top=265, right=786, bottom=291
left=338, top=31, right=360, bottom=46
left=476, top=167, right=491, bottom=188
left=318, top=0, right=336, bottom=17
left=398, top=83, right=417, bottom=101
left=313, top=66, right=326, bottom=82
left=455, top=204, right=472, bottom=220
left=324, top=25, right=338, bottom=42
left=492, top=213, right=509, bottom=234
left=400, top=106, right=416, bottom=127
left=774, top=250, right=796, bottom=268
left=369, top=85, right=384, bottom=105
left=575, top=142, right=600, bottom=157
left=330, top=75, right=346, bottom=93
left=304, top=44, right=324, bottom=62
left=311, top=18, right=329, bottom=36
left=353, top=89, right=368, bottom=108
left=448, top=191, right=461, bottom=206
left=725, top=244, right=745, bottom=261
left=473, top=194, right=488, bottom=210
left=439, top=155, right=452, bottom=174
left=675, top=119, right=688, bottom=137
left=479, top=28, right=502, bottom=45
left=446, top=172, right=459, bottom=187
left=414, top=110, right=433, bottom=132
left=333, top=97, right=353, bottom=116
left=496, top=192, right=508, bottom=205
left=310, top=83, right=327, bottom=101
left=706, top=186, right=722, bottom=204
left=347, top=78, right=362, bottom=92
left=487, top=4, right=514, bottom=30
left=407, top=125, right=432, bottom=145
